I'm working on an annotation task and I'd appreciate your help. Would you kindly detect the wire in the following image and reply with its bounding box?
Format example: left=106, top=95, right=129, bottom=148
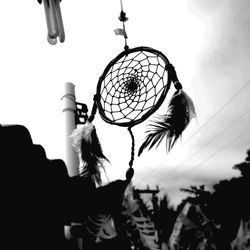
left=171, top=125, right=250, bottom=179
left=162, top=108, right=250, bottom=180
left=134, top=81, right=250, bottom=186
left=134, top=110, right=250, bottom=186
left=181, top=81, right=250, bottom=147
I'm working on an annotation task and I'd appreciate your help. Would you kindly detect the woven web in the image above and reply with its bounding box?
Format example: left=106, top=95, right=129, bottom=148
left=98, top=49, right=170, bottom=126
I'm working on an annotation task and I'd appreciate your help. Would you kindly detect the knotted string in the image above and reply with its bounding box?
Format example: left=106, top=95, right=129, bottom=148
left=128, top=126, right=135, bottom=168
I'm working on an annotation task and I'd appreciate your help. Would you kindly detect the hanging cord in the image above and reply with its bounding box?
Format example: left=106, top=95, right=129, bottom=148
left=167, top=64, right=183, bottom=90
left=118, top=0, right=129, bottom=51
left=127, top=127, right=135, bottom=168
left=125, top=126, right=135, bottom=183
left=88, top=94, right=100, bottom=122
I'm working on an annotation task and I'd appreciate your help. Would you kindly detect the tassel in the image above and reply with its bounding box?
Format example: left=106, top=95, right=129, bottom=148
left=138, top=87, right=196, bottom=156
left=70, top=121, right=109, bottom=185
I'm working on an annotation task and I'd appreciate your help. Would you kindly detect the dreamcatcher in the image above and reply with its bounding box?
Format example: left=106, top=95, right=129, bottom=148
left=71, top=0, right=196, bottom=183
left=70, top=2, right=196, bottom=247
left=86, top=3, right=196, bottom=172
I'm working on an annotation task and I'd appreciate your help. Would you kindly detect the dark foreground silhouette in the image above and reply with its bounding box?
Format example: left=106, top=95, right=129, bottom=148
left=0, top=124, right=132, bottom=250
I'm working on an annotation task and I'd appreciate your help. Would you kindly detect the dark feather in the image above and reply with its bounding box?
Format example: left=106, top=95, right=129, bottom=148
left=88, top=126, right=109, bottom=163
left=138, top=89, right=196, bottom=156
left=70, top=121, right=109, bottom=185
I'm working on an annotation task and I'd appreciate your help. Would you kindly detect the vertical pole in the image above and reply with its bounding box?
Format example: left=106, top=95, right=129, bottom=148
left=61, top=82, right=83, bottom=250
left=61, top=82, right=79, bottom=177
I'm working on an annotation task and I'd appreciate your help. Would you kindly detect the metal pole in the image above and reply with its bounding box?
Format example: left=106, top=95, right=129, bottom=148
left=61, top=82, right=79, bottom=177
left=61, top=82, right=83, bottom=250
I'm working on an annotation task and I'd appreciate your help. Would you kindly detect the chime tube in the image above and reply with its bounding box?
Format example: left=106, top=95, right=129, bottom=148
left=48, top=0, right=59, bottom=38
left=47, top=34, right=57, bottom=45
left=54, top=0, right=65, bottom=42
left=43, top=0, right=57, bottom=39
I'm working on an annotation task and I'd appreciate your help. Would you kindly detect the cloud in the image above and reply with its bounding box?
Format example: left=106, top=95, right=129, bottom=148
left=189, top=0, right=250, bottom=78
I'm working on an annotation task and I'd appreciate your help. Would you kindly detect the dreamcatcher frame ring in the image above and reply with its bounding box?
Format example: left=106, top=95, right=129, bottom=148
left=95, top=46, right=172, bottom=127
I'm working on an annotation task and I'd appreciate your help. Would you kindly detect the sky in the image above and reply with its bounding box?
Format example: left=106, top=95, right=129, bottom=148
left=0, top=0, right=250, bottom=207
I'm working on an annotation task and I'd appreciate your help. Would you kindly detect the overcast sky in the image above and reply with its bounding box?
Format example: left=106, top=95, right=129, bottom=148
left=0, top=0, right=250, bottom=207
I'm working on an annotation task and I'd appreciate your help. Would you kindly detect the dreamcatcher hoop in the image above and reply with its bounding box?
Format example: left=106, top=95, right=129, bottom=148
left=76, top=2, right=195, bottom=173
left=68, top=4, right=195, bottom=244
left=94, top=46, right=172, bottom=127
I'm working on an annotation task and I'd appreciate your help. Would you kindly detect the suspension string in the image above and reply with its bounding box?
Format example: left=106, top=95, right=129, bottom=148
left=167, top=64, right=183, bottom=91
left=118, top=0, right=129, bottom=50
left=88, top=94, right=99, bottom=122
left=128, top=126, right=135, bottom=168
left=120, top=0, right=124, bottom=11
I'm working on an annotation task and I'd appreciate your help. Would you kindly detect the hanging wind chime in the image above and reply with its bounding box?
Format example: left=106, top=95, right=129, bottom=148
left=37, top=0, right=65, bottom=45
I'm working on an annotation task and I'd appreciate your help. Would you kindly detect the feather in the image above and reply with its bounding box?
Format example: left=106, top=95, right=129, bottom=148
left=119, top=190, right=160, bottom=250
left=70, top=121, right=109, bottom=185
left=138, top=89, right=196, bottom=156
left=85, top=214, right=117, bottom=243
